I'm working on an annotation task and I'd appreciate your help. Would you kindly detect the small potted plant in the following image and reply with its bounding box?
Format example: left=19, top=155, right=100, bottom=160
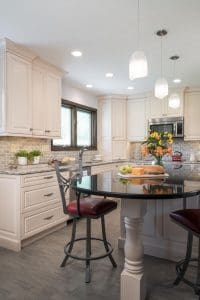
left=15, top=150, right=29, bottom=166
left=29, top=150, right=42, bottom=164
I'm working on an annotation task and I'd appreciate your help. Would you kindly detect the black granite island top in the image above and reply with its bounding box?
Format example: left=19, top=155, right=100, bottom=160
left=72, top=163, right=200, bottom=200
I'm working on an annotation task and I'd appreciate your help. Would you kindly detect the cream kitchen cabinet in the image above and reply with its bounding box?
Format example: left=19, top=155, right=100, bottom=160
left=111, top=98, right=126, bottom=140
left=127, top=98, right=147, bottom=141
left=149, top=90, right=184, bottom=119
left=0, top=171, right=68, bottom=251
left=112, top=141, right=127, bottom=160
left=0, top=41, right=34, bottom=136
left=98, top=96, right=127, bottom=160
left=32, top=61, right=61, bottom=138
left=0, top=38, right=63, bottom=138
left=184, top=90, right=200, bottom=140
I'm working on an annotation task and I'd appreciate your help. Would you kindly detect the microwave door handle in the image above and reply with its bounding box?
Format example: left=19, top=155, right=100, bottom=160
left=173, top=123, right=177, bottom=136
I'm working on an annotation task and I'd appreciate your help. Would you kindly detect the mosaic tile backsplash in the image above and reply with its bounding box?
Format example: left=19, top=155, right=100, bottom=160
left=130, top=140, right=200, bottom=162
left=0, top=137, right=98, bottom=169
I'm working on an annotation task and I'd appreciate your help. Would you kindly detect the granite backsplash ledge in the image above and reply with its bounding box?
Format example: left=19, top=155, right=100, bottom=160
left=0, top=136, right=98, bottom=169
left=130, top=140, right=200, bottom=161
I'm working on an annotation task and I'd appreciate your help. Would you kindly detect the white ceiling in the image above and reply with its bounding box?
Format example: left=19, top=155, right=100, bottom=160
left=0, top=0, right=200, bottom=96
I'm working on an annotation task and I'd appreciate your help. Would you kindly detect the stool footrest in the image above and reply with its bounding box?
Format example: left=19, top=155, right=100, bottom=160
left=64, top=237, right=114, bottom=261
left=175, top=257, right=200, bottom=295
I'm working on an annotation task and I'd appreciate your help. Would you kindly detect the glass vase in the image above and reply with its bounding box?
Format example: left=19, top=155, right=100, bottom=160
left=154, top=156, right=163, bottom=166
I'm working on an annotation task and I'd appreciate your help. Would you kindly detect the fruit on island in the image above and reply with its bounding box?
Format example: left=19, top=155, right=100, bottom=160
left=119, top=165, right=132, bottom=175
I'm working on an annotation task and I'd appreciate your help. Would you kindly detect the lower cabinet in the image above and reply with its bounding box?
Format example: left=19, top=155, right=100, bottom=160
left=119, top=193, right=200, bottom=261
left=22, top=205, right=65, bottom=239
left=143, top=196, right=200, bottom=261
left=0, top=171, right=68, bottom=251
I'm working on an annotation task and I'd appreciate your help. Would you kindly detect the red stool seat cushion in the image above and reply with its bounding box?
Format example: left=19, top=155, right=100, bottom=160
left=170, top=209, right=200, bottom=235
left=67, top=197, right=117, bottom=217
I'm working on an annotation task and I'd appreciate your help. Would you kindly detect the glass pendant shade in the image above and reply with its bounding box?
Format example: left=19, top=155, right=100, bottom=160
left=154, top=77, right=168, bottom=99
left=129, top=51, right=148, bottom=80
left=168, top=93, right=180, bottom=109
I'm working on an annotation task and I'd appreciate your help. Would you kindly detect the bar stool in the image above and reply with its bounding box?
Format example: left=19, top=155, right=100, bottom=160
left=55, top=163, right=117, bottom=283
left=170, top=209, right=200, bottom=297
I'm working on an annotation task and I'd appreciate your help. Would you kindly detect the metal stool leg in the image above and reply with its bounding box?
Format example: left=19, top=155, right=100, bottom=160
left=85, top=218, right=91, bottom=283
left=174, top=231, right=193, bottom=285
left=101, top=215, right=117, bottom=268
left=195, top=238, right=200, bottom=295
left=61, top=218, right=77, bottom=267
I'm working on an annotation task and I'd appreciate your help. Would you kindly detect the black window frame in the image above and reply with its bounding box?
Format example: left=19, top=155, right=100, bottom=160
left=51, top=99, right=97, bottom=151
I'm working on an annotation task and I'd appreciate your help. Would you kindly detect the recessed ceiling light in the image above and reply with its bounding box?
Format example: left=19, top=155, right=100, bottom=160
left=105, top=73, right=114, bottom=78
left=71, top=50, right=82, bottom=57
left=86, top=84, right=93, bottom=88
left=173, top=78, right=181, bottom=83
left=127, top=86, right=134, bottom=90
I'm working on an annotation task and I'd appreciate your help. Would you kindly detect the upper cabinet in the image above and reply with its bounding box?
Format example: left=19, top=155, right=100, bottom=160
left=127, top=98, right=147, bottom=141
left=6, top=53, right=32, bottom=135
left=111, top=97, right=126, bottom=140
left=32, top=60, right=61, bottom=138
left=184, top=90, right=200, bottom=140
left=0, top=38, right=63, bottom=138
left=148, top=90, right=184, bottom=119
left=98, top=96, right=127, bottom=160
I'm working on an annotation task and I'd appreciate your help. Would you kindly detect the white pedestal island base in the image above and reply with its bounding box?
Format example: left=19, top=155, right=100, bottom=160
left=120, top=199, right=147, bottom=300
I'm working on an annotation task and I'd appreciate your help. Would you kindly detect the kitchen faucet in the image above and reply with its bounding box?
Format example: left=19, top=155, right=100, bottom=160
left=78, top=146, right=88, bottom=174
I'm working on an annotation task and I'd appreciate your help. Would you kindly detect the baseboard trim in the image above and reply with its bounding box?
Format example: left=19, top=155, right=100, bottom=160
left=22, top=222, right=66, bottom=249
left=0, top=236, right=21, bottom=252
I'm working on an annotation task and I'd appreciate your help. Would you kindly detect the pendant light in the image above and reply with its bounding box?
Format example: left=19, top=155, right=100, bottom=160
left=154, top=29, right=168, bottom=99
left=129, top=0, right=148, bottom=80
left=168, top=55, right=180, bottom=109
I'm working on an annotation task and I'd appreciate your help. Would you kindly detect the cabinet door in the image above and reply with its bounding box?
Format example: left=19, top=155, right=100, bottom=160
left=165, top=95, right=183, bottom=117
left=149, top=97, right=164, bottom=118
left=127, top=99, right=147, bottom=141
left=6, top=53, right=32, bottom=135
left=101, top=100, right=111, bottom=138
left=101, top=137, right=112, bottom=161
left=184, top=92, right=200, bottom=140
left=111, top=99, right=126, bottom=140
left=45, top=73, right=61, bottom=138
left=112, top=141, right=127, bottom=160
left=32, top=67, right=46, bottom=136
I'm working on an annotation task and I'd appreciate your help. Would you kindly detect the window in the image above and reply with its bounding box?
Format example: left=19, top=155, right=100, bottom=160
left=52, top=99, right=97, bottom=151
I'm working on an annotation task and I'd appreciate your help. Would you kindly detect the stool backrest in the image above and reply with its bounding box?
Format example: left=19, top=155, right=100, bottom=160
left=55, top=162, right=71, bottom=214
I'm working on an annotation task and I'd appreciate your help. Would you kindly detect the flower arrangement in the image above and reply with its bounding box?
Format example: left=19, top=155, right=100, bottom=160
left=142, top=131, right=173, bottom=165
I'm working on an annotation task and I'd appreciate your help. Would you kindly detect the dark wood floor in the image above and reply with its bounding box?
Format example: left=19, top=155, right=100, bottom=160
left=0, top=207, right=197, bottom=300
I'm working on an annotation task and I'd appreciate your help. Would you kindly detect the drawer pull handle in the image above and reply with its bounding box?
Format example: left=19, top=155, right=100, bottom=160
left=43, top=176, right=54, bottom=179
left=45, top=130, right=51, bottom=133
left=44, top=193, right=54, bottom=197
left=44, top=215, right=54, bottom=220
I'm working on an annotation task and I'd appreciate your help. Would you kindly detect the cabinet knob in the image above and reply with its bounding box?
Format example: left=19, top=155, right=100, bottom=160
left=30, top=128, right=33, bottom=131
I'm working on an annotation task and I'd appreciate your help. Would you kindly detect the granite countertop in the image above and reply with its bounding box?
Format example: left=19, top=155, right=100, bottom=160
left=0, top=159, right=199, bottom=175
left=0, top=159, right=129, bottom=175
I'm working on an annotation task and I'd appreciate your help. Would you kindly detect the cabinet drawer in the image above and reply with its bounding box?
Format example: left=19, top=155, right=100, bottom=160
left=21, top=171, right=57, bottom=187
left=21, top=184, right=61, bottom=212
left=22, top=205, right=67, bottom=238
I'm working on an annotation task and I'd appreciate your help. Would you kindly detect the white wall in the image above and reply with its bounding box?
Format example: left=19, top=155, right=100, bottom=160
left=62, top=80, right=98, bottom=108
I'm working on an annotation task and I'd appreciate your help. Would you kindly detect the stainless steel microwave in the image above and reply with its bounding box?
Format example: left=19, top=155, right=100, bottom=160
left=148, top=117, right=184, bottom=138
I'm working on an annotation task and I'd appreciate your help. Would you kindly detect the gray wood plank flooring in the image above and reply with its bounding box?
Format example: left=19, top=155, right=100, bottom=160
left=0, top=207, right=198, bottom=300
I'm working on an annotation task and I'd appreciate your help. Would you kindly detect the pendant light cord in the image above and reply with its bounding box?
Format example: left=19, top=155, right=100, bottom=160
left=161, top=36, right=163, bottom=77
left=173, top=59, right=175, bottom=78
left=137, top=0, right=140, bottom=49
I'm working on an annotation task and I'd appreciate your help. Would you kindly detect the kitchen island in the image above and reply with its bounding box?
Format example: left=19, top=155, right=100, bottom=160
left=72, top=163, right=200, bottom=300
